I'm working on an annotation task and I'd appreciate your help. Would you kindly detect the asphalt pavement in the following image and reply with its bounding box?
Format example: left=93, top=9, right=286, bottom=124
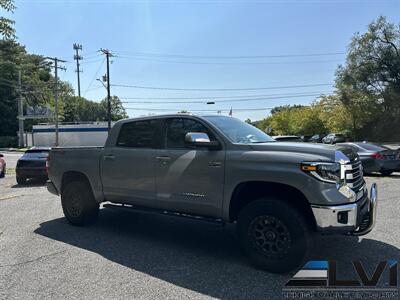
left=0, top=152, right=399, bottom=299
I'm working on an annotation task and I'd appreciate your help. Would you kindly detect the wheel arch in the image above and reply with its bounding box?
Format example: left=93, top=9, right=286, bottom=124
left=61, top=171, right=91, bottom=194
left=229, top=181, right=317, bottom=230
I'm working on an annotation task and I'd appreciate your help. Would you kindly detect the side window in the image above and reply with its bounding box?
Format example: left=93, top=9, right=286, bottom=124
left=117, top=120, right=159, bottom=148
left=165, top=118, right=213, bottom=149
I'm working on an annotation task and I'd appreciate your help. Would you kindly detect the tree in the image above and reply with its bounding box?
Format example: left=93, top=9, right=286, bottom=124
left=0, top=0, right=16, bottom=40
left=100, top=96, right=128, bottom=121
left=0, top=40, right=54, bottom=137
left=335, top=16, right=400, bottom=140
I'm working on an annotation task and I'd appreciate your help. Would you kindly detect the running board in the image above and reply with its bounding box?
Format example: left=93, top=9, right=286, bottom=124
left=102, top=203, right=225, bottom=225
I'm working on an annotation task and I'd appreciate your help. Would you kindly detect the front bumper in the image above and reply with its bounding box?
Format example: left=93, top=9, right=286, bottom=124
left=311, top=183, right=377, bottom=236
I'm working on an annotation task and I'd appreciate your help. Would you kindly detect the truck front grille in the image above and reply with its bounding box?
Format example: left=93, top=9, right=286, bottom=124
left=344, top=159, right=365, bottom=193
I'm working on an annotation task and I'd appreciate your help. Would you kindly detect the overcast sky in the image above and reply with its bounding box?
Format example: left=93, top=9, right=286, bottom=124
left=13, top=0, right=400, bottom=121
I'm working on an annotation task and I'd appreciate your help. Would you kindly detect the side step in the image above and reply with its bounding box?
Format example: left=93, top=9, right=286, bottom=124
left=103, top=203, right=225, bottom=225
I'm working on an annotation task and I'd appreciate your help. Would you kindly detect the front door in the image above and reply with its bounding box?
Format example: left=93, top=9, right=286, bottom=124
left=155, top=117, right=225, bottom=218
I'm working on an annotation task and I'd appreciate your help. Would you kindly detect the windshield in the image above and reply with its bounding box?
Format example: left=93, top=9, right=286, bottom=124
left=204, top=116, right=275, bottom=144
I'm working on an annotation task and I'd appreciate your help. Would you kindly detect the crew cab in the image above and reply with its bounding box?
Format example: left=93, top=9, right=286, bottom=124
left=46, top=114, right=378, bottom=273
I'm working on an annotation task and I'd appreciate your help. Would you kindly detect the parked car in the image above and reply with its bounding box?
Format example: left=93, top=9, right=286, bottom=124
left=46, top=114, right=378, bottom=273
left=272, top=135, right=303, bottom=142
left=309, top=134, right=326, bottom=143
left=322, top=133, right=346, bottom=144
left=338, top=142, right=400, bottom=176
left=16, top=148, right=51, bottom=184
left=300, top=135, right=313, bottom=142
left=0, top=154, right=6, bottom=178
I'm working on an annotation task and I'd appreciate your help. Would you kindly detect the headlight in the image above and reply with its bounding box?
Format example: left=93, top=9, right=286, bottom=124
left=301, top=162, right=343, bottom=185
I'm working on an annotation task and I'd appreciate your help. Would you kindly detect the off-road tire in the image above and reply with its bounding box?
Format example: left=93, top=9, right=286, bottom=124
left=61, top=180, right=99, bottom=226
left=16, top=176, right=26, bottom=185
left=237, top=198, right=311, bottom=273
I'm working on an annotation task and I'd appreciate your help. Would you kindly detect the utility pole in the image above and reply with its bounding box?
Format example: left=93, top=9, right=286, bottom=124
left=73, top=43, right=83, bottom=97
left=17, top=70, right=24, bottom=148
left=100, top=49, right=112, bottom=133
left=46, top=57, right=66, bottom=147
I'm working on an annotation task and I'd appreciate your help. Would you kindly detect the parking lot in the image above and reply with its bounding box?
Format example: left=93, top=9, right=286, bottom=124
left=0, top=152, right=399, bottom=299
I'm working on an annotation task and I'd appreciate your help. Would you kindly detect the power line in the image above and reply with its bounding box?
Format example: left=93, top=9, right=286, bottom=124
left=118, top=90, right=332, bottom=100
left=115, top=56, right=342, bottom=65
left=120, top=92, right=325, bottom=104
left=83, top=58, right=105, bottom=96
left=111, top=83, right=332, bottom=91
left=114, top=51, right=345, bottom=59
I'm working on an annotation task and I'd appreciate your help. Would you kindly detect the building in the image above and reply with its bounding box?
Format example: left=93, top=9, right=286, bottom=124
left=31, top=123, right=110, bottom=147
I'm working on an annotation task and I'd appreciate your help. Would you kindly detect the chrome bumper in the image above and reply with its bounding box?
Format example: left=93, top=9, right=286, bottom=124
left=311, top=183, right=377, bottom=236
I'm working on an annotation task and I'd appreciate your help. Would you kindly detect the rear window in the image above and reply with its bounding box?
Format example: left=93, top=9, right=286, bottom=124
left=24, top=150, right=49, bottom=157
left=117, top=120, right=160, bottom=148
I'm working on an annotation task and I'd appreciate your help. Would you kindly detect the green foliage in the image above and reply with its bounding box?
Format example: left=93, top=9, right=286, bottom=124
left=0, top=40, right=128, bottom=139
left=0, top=0, right=16, bottom=40
left=257, top=105, right=327, bottom=136
left=0, top=135, right=17, bottom=147
left=258, top=17, right=400, bottom=142
left=100, top=96, right=128, bottom=121
left=0, top=40, right=54, bottom=136
left=335, top=16, right=400, bottom=141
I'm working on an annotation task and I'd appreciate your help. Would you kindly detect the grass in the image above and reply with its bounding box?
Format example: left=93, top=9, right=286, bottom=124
left=5, top=167, right=15, bottom=175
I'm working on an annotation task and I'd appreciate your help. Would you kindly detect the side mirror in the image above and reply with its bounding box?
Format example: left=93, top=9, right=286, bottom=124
left=185, top=132, right=221, bottom=150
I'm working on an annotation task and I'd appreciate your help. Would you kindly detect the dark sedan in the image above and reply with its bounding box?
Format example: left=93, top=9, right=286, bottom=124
left=338, top=142, right=400, bottom=176
left=16, top=148, right=50, bottom=184
left=308, top=134, right=326, bottom=143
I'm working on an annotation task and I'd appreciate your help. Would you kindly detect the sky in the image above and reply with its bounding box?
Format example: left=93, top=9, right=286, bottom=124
left=11, top=0, right=400, bottom=121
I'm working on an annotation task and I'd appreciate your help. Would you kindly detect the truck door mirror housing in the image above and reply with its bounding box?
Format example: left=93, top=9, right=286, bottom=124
left=185, top=132, right=221, bottom=150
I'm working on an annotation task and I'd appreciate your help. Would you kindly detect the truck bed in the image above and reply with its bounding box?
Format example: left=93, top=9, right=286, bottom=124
left=48, top=147, right=105, bottom=201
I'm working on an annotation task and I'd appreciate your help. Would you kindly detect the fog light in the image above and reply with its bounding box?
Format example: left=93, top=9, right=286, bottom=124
left=337, top=211, right=349, bottom=224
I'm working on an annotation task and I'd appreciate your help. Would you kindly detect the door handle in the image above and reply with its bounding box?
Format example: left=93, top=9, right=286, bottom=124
left=156, top=156, right=171, bottom=165
left=208, top=161, right=222, bottom=167
left=103, top=154, right=115, bottom=161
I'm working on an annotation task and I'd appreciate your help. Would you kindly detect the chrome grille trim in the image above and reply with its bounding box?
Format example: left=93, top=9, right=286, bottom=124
left=344, top=157, right=365, bottom=193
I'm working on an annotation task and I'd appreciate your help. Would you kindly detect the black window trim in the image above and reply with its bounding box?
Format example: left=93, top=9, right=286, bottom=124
left=161, top=116, right=224, bottom=150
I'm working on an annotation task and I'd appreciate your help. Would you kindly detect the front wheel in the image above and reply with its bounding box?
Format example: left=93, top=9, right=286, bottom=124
left=61, top=180, right=99, bottom=226
left=237, top=198, right=311, bottom=273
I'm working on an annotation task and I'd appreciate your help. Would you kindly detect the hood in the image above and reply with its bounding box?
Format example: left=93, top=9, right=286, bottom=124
left=249, top=142, right=357, bottom=162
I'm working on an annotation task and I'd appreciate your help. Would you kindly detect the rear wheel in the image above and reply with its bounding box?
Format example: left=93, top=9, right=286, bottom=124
left=381, top=170, right=393, bottom=176
left=16, top=176, right=26, bottom=185
left=61, top=180, right=99, bottom=226
left=237, top=198, right=311, bottom=273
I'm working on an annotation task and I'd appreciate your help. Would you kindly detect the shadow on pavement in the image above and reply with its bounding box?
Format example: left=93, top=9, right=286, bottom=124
left=11, top=178, right=47, bottom=188
left=365, top=173, right=400, bottom=179
left=35, top=209, right=400, bottom=299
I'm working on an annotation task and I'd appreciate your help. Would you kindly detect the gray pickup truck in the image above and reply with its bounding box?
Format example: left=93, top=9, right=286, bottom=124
left=46, top=114, right=377, bottom=273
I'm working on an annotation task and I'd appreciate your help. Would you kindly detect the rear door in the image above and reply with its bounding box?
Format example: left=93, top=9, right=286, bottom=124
left=100, top=119, right=162, bottom=206
left=154, top=117, right=225, bottom=218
